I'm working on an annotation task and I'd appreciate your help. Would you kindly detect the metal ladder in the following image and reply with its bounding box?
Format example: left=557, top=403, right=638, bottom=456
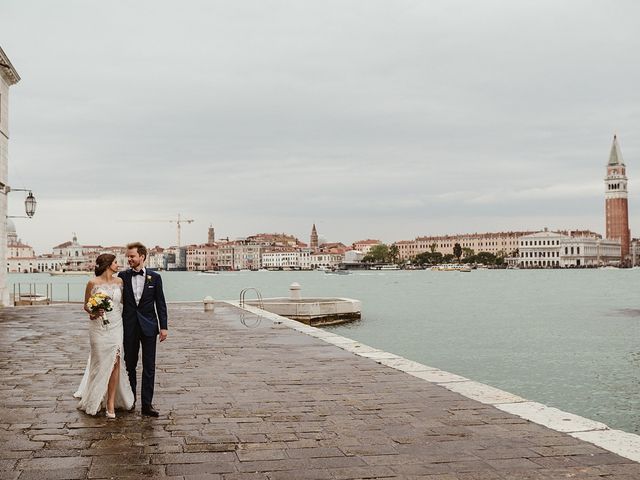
left=239, top=287, right=264, bottom=309
left=239, top=287, right=264, bottom=328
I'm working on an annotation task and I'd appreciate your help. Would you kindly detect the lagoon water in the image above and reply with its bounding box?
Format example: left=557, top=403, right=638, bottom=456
left=10, top=269, right=640, bottom=434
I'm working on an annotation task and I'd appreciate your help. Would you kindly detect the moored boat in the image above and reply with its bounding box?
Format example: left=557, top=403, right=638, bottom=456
left=49, top=271, right=92, bottom=276
left=431, top=264, right=472, bottom=272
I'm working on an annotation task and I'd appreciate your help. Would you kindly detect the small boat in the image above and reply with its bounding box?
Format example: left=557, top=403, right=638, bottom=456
left=372, top=264, right=400, bottom=271
left=49, top=271, right=91, bottom=276
left=199, top=270, right=220, bottom=275
left=431, top=264, right=472, bottom=272
left=325, top=268, right=351, bottom=275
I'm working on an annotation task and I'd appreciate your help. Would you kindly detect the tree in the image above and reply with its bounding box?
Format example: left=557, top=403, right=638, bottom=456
left=429, top=243, right=437, bottom=253
left=389, top=245, right=399, bottom=263
left=362, top=244, right=389, bottom=263
left=453, top=243, right=463, bottom=262
left=462, top=247, right=475, bottom=258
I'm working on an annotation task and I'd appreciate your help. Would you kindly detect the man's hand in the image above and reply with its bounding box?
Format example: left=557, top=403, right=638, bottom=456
left=159, top=329, right=168, bottom=342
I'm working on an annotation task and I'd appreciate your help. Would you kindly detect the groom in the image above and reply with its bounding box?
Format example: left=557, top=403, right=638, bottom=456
left=119, top=242, right=168, bottom=417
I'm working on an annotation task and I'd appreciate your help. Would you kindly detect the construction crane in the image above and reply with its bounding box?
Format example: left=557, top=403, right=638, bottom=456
left=169, top=214, right=195, bottom=249
left=120, top=214, right=194, bottom=248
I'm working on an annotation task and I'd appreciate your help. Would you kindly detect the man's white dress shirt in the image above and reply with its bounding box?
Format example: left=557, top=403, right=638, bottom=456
left=132, top=268, right=146, bottom=304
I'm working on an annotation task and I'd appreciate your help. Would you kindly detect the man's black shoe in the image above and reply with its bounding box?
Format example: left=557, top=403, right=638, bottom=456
left=141, top=405, right=159, bottom=417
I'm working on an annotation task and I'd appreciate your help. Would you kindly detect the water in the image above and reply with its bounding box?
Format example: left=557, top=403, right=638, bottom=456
left=9, top=269, right=640, bottom=434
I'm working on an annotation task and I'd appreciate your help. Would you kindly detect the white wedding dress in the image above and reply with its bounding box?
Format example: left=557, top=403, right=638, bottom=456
left=74, top=283, right=134, bottom=415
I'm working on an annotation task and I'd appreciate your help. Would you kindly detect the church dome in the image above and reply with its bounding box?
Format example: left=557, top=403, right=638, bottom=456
left=6, top=218, right=16, bottom=235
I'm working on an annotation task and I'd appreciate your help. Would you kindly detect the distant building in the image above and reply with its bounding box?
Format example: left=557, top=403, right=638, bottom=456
left=395, top=231, right=530, bottom=261
left=247, top=233, right=299, bottom=248
left=310, top=252, right=343, bottom=269
left=261, top=248, right=300, bottom=269
left=604, top=135, right=631, bottom=262
left=52, top=234, right=101, bottom=271
left=6, top=219, right=36, bottom=273
left=186, top=243, right=217, bottom=271
left=352, top=239, right=381, bottom=254
left=518, top=230, right=620, bottom=268
left=146, top=246, right=166, bottom=270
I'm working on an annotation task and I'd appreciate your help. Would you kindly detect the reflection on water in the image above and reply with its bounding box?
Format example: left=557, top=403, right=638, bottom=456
left=9, top=269, right=640, bottom=433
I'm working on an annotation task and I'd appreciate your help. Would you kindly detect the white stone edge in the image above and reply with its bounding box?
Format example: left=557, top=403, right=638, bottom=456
left=227, top=301, right=640, bottom=463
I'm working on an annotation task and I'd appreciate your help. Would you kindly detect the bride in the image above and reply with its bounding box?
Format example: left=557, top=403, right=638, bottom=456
left=74, top=253, right=134, bottom=417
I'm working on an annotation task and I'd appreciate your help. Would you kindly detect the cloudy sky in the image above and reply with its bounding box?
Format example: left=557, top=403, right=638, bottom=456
left=2, top=0, right=639, bottom=254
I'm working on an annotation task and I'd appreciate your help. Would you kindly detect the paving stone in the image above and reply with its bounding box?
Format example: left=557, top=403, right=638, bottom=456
left=165, top=462, right=237, bottom=476
left=16, top=468, right=88, bottom=480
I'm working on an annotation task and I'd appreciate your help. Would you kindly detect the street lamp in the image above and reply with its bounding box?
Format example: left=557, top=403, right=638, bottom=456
left=5, top=187, right=37, bottom=218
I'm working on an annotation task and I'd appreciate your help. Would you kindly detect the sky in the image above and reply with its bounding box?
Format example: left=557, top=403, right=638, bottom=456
left=2, top=0, right=640, bottom=254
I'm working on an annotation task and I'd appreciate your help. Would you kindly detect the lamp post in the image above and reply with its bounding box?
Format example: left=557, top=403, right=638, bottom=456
left=6, top=187, right=37, bottom=218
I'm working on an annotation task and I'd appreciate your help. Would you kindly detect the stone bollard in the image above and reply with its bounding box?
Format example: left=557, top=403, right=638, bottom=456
left=289, top=282, right=301, bottom=300
left=203, top=296, right=215, bottom=312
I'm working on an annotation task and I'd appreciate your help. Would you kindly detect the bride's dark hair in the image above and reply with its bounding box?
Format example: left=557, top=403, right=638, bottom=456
left=95, top=253, right=116, bottom=276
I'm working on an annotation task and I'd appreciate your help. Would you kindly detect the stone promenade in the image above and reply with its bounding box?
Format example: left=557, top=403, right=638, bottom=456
left=1, top=302, right=639, bottom=480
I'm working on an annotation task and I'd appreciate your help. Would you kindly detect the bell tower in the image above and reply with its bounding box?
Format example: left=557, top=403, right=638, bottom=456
left=310, top=224, right=318, bottom=252
left=604, top=134, right=630, bottom=261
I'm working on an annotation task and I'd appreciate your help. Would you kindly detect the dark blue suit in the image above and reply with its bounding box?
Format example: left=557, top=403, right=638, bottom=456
left=118, top=268, right=168, bottom=407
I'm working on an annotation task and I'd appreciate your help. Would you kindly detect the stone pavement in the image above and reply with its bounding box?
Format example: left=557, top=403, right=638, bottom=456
left=1, top=302, right=639, bottom=480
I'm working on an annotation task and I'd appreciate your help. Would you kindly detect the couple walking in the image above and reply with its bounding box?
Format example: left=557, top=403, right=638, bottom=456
left=74, top=242, right=168, bottom=418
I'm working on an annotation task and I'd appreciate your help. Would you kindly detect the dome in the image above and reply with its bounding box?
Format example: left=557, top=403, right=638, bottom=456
left=6, top=218, right=16, bottom=235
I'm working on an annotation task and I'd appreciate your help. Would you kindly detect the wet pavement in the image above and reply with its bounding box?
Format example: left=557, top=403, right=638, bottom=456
left=1, top=302, right=639, bottom=479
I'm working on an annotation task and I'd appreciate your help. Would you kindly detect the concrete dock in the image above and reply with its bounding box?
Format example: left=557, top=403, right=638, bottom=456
left=1, top=302, right=639, bottom=479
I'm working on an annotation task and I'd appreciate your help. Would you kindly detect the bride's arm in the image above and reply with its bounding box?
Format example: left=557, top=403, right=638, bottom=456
left=84, top=280, right=96, bottom=317
left=116, top=277, right=124, bottom=304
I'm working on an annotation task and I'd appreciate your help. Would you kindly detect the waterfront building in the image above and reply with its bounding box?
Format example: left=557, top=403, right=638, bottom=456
left=299, top=248, right=312, bottom=270
left=395, top=231, right=531, bottom=261
left=0, top=47, right=20, bottom=306
left=186, top=243, right=217, bottom=271
left=310, top=224, right=318, bottom=252
left=261, top=248, right=300, bottom=269
left=310, top=252, right=344, bottom=269
left=344, top=250, right=364, bottom=263
left=146, top=246, right=166, bottom=270
left=6, top=219, right=36, bottom=273
left=34, top=254, right=65, bottom=273
left=604, top=135, right=631, bottom=262
left=352, top=239, right=381, bottom=254
left=215, top=242, right=235, bottom=270
left=518, top=229, right=620, bottom=268
left=51, top=234, right=102, bottom=271
left=163, top=246, right=188, bottom=270
left=232, top=242, right=262, bottom=270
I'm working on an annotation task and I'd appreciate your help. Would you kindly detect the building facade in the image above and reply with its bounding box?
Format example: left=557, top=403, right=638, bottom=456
left=0, top=47, right=21, bottom=306
left=6, top=219, right=36, bottom=273
left=352, top=239, right=381, bottom=254
left=395, top=231, right=531, bottom=261
left=518, top=230, right=621, bottom=268
left=604, top=135, right=631, bottom=262
left=261, top=248, right=300, bottom=269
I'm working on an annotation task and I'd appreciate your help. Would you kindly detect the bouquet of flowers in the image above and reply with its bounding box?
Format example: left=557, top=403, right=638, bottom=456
left=86, top=292, right=114, bottom=326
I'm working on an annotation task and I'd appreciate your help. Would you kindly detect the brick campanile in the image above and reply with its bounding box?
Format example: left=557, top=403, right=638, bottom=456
left=604, top=135, right=631, bottom=261
left=310, top=224, right=318, bottom=252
